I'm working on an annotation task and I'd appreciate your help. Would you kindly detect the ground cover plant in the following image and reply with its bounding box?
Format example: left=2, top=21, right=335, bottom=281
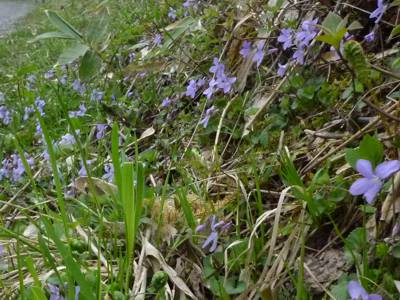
left=1, top=0, right=400, bottom=299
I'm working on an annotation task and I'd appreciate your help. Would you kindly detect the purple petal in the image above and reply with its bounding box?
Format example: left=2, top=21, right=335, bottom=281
left=375, top=160, right=400, bottom=179
left=368, top=295, right=382, bottom=300
left=209, top=233, right=219, bottom=252
left=202, top=231, right=218, bottom=249
left=348, top=280, right=368, bottom=299
left=196, top=223, right=207, bottom=232
left=364, top=179, right=382, bottom=204
left=349, top=178, right=372, bottom=196
left=356, top=159, right=374, bottom=179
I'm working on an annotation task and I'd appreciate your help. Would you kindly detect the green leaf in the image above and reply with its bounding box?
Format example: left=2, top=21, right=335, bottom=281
left=345, top=227, right=366, bottom=254
left=58, top=43, right=89, bottom=65
left=389, top=25, right=400, bottom=40
left=29, top=31, right=75, bottom=43
left=347, top=20, right=363, bottom=31
left=359, top=135, right=384, bottom=167
left=224, top=278, right=246, bottom=295
left=176, top=187, right=196, bottom=230
left=330, top=277, right=350, bottom=300
left=30, top=287, right=47, bottom=300
left=345, top=148, right=360, bottom=169
left=79, top=50, right=101, bottom=81
left=45, top=10, right=82, bottom=40
left=316, top=34, right=340, bottom=49
left=321, top=12, right=345, bottom=35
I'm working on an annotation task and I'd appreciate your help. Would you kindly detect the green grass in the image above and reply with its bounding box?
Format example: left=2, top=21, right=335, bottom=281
left=0, top=0, right=400, bottom=299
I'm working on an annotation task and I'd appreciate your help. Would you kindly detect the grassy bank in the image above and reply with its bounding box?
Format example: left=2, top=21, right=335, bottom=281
left=1, top=0, right=400, bottom=299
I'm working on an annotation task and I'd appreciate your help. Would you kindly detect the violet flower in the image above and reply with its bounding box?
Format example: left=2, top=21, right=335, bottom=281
left=209, top=57, right=226, bottom=78
left=58, top=133, right=77, bottom=150
left=161, top=97, right=172, bottom=107
left=364, top=31, right=375, bottom=43
left=196, top=215, right=232, bottom=253
left=35, top=97, right=46, bottom=116
left=69, top=103, right=87, bottom=118
left=58, top=75, right=68, bottom=85
left=199, top=106, right=216, bottom=128
left=24, top=107, right=34, bottom=121
left=0, top=105, right=11, bottom=125
left=153, top=34, right=162, bottom=46
left=72, top=80, right=86, bottom=95
left=185, top=80, right=198, bottom=98
left=277, top=28, right=293, bottom=50
left=216, top=75, right=236, bottom=93
left=91, top=89, right=104, bottom=102
left=168, top=7, right=177, bottom=20
left=292, top=48, right=305, bottom=65
left=240, top=41, right=252, bottom=58
left=277, top=63, right=288, bottom=77
left=96, top=124, right=107, bottom=139
left=349, top=159, right=400, bottom=204
left=370, top=0, right=386, bottom=24
left=48, top=284, right=65, bottom=300
left=252, top=41, right=265, bottom=67
left=102, top=164, right=114, bottom=182
left=347, top=280, right=382, bottom=300
left=128, top=52, right=136, bottom=63
left=79, top=160, right=92, bottom=177
left=44, top=70, right=55, bottom=80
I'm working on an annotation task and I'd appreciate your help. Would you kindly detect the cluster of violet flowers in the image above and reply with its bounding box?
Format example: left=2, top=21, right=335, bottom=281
left=239, top=40, right=278, bottom=68
left=0, top=153, right=34, bottom=182
left=275, top=19, right=319, bottom=77
left=349, top=159, right=400, bottom=204
left=196, top=215, right=232, bottom=253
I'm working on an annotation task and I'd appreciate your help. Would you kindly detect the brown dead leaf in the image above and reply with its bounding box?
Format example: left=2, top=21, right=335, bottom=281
left=381, top=173, right=400, bottom=222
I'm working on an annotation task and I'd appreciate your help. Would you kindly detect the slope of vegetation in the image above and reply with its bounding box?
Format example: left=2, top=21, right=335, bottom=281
left=1, top=0, right=400, bottom=299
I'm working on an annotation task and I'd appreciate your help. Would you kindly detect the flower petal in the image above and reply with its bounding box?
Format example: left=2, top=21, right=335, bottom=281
left=356, top=159, right=374, bottom=179
left=375, top=160, right=400, bottom=179
left=202, top=231, right=218, bottom=250
left=364, top=179, right=382, bottom=204
left=347, top=280, right=368, bottom=299
left=209, top=233, right=219, bottom=252
left=368, top=294, right=382, bottom=300
left=349, top=178, right=371, bottom=196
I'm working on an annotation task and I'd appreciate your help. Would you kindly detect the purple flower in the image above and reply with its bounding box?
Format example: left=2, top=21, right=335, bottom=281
left=277, top=63, right=288, bottom=77
left=69, top=103, right=87, bottom=118
left=24, top=107, right=34, bottom=121
left=185, top=80, right=198, bottom=98
left=58, top=133, right=77, bottom=150
left=216, top=75, right=236, bottom=93
left=277, top=28, right=293, bottom=50
left=44, top=70, right=55, bottom=80
left=200, top=106, right=216, bottom=128
left=209, top=57, right=225, bottom=77
left=79, top=160, right=92, bottom=177
left=161, top=97, right=172, bottom=107
left=183, top=0, right=196, bottom=8
left=59, top=75, right=68, bottom=85
left=35, top=97, right=46, bottom=116
left=197, top=77, right=206, bottom=87
left=370, top=0, right=386, bottom=24
left=349, top=159, right=400, bottom=204
left=347, top=280, right=382, bottom=300
left=267, top=48, right=278, bottom=55
left=252, top=41, right=265, bottom=67
left=153, top=34, right=162, bottom=46
left=36, top=120, right=42, bottom=135
left=26, top=75, right=36, bottom=90
left=240, top=41, right=252, bottom=58
left=203, top=85, right=215, bottom=100
left=128, top=52, right=136, bottom=63
left=102, top=164, right=114, bottom=182
left=91, top=89, right=104, bottom=102
left=364, top=31, right=375, bottom=43
left=96, top=124, right=107, bottom=139
left=292, top=48, right=305, bottom=65
left=196, top=215, right=231, bottom=253
left=0, top=106, right=11, bottom=125
left=72, top=80, right=86, bottom=95
left=74, top=286, right=80, bottom=300
left=168, top=7, right=177, bottom=20
left=296, top=19, right=318, bottom=47
left=48, top=284, right=65, bottom=300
